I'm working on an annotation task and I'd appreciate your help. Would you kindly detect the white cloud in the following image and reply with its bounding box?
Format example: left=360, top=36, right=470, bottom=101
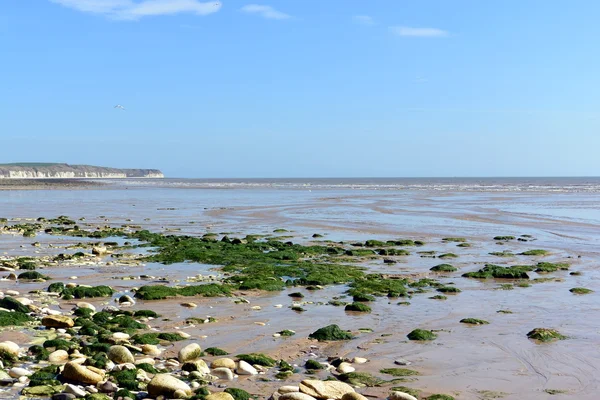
left=50, top=0, right=222, bottom=20
left=389, top=26, right=448, bottom=37
left=240, top=4, right=290, bottom=20
left=352, top=15, right=374, bottom=26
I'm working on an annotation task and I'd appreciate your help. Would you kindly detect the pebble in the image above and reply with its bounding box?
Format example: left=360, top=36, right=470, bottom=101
left=6, top=290, right=19, bottom=296
left=278, top=386, right=300, bottom=394
left=211, top=367, right=235, bottom=380
left=141, top=344, right=161, bottom=356
left=388, top=392, right=418, bottom=400
left=99, top=381, right=118, bottom=393
left=9, top=367, right=32, bottom=378
left=251, top=306, right=262, bottom=310
left=64, top=383, right=86, bottom=397
left=211, top=358, right=236, bottom=370
left=337, top=362, right=355, bottom=374
left=49, top=350, right=70, bottom=363
left=76, top=302, right=95, bottom=311
left=52, top=394, right=76, bottom=400
left=180, top=302, right=197, bottom=308
left=236, top=360, right=258, bottom=375
left=352, top=357, right=368, bottom=364
left=394, top=359, right=411, bottom=366
left=279, top=394, right=318, bottom=400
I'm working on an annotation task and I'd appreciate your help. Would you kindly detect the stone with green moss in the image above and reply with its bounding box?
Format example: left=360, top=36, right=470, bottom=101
left=430, top=264, right=457, bottom=272
left=205, top=347, right=229, bottom=356
left=527, top=328, right=566, bottom=342
left=345, top=302, right=372, bottom=313
left=305, top=359, right=324, bottom=370
left=407, top=329, right=437, bottom=341
left=337, top=372, right=384, bottom=387
left=380, top=368, right=419, bottom=377
left=236, top=353, right=276, bottom=367
left=426, top=395, right=455, bottom=400
left=309, top=325, right=353, bottom=341
left=460, top=318, right=489, bottom=325
left=570, top=287, right=593, bottom=295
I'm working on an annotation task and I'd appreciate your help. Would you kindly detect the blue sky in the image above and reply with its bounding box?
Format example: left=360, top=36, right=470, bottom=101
left=1, top=0, right=599, bottom=178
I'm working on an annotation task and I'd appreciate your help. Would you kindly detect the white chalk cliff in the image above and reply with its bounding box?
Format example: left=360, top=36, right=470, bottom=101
left=0, top=164, right=164, bottom=179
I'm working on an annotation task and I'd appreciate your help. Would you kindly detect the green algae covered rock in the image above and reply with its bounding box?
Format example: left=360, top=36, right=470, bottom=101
left=309, top=324, right=353, bottom=341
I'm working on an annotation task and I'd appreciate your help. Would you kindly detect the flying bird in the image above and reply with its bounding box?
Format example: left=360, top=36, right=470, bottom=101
left=114, top=105, right=125, bottom=111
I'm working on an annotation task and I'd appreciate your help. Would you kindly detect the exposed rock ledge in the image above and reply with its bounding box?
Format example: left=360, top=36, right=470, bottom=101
left=0, top=163, right=164, bottom=179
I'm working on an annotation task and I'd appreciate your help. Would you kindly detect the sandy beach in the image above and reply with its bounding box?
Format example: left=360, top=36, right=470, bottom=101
left=0, top=179, right=598, bottom=400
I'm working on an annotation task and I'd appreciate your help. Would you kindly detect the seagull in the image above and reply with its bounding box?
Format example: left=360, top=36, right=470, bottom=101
left=114, top=105, right=125, bottom=111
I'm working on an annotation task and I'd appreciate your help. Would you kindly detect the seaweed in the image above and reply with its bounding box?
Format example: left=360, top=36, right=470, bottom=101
left=407, top=329, right=437, bottom=341
left=527, top=328, right=566, bottom=342
left=460, top=318, right=489, bottom=325
left=430, top=264, right=457, bottom=272
left=309, top=325, right=353, bottom=341
left=236, top=353, right=276, bottom=367
left=345, top=302, right=372, bottom=313
left=380, top=368, right=419, bottom=377
left=570, top=287, right=593, bottom=294
left=205, top=347, right=229, bottom=356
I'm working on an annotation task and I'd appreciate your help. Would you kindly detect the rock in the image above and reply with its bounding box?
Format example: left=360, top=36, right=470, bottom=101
left=118, top=295, right=135, bottom=304
left=107, top=345, right=134, bottom=364
left=211, top=358, right=236, bottom=370
left=7, top=273, right=17, bottom=281
left=178, top=343, right=202, bottom=363
left=136, top=357, right=156, bottom=365
left=99, top=381, right=118, bottom=393
left=352, top=357, right=368, bottom=364
left=16, top=297, right=33, bottom=306
left=180, top=302, right=197, bottom=308
left=141, top=344, right=161, bottom=356
left=299, top=380, right=355, bottom=400
left=5, top=290, right=19, bottom=296
left=337, top=362, right=355, bottom=374
left=388, top=392, right=418, bottom=400
left=342, top=394, right=368, bottom=400
left=111, top=332, right=130, bottom=341
left=182, top=360, right=210, bottom=374
left=42, top=315, right=75, bottom=329
left=61, top=362, right=105, bottom=385
left=53, top=393, right=77, bottom=400
left=92, top=246, right=107, bottom=256
left=205, top=393, right=235, bottom=400
left=278, top=386, right=300, bottom=394
left=236, top=360, right=258, bottom=375
left=21, top=385, right=64, bottom=396
left=64, top=383, right=86, bottom=397
left=280, top=394, right=318, bottom=400
left=211, top=367, right=234, bottom=380
left=9, top=367, right=32, bottom=378
left=147, top=374, right=192, bottom=398
left=394, top=359, right=411, bottom=366
left=76, top=302, right=95, bottom=312
left=49, top=350, right=70, bottom=363
left=174, top=389, right=190, bottom=399
left=0, top=341, right=19, bottom=356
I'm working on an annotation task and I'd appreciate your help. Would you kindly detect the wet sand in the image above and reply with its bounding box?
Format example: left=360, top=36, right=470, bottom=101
left=0, top=185, right=599, bottom=399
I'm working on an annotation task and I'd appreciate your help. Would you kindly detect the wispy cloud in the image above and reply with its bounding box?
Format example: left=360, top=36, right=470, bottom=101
left=240, top=4, right=290, bottom=20
left=49, top=0, right=222, bottom=20
left=389, top=26, right=448, bottom=38
left=352, top=15, right=374, bottom=26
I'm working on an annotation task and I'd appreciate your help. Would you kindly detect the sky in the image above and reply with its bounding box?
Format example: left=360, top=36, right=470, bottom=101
left=1, top=0, right=599, bottom=178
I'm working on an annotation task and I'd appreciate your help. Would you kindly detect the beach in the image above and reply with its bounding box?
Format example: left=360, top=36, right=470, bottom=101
left=0, top=178, right=598, bottom=400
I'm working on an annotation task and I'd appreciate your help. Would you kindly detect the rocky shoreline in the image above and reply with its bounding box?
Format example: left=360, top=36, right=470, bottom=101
left=0, top=215, right=589, bottom=400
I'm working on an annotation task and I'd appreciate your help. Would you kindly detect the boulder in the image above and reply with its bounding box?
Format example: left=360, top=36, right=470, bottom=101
left=182, top=360, right=210, bottom=374
left=107, top=345, right=134, bottom=364
left=211, top=367, right=234, bottom=380
left=147, top=374, right=192, bottom=398
left=211, top=358, right=236, bottom=370
left=9, top=367, right=32, bottom=378
left=205, top=393, right=235, bottom=400
left=178, top=343, right=202, bottom=363
left=299, top=379, right=355, bottom=400
left=342, top=394, right=369, bottom=400
left=280, top=394, right=318, bottom=400
left=0, top=341, right=19, bottom=356
left=49, top=350, right=70, bottom=363
left=61, top=362, right=105, bottom=385
left=141, top=344, right=161, bottom=356
left=388, top=392, right=418, bottom=400
left=236, top=360, right=258, bottom=375
left=63, top=383, right=86, bottom=397
left=42, top=315, right=75, bottom=329
left=337, top=362, right=355, bottom=374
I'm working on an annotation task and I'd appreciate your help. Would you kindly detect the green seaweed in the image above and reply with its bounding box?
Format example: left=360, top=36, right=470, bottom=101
left=570, top=287, right=593, bottom=294
left=407, top=329, right=437, bottom=341
left=380, top=368, right=419, bottom=377
left=236, top=353, right=277, bottom=367
left=309, top=325, right=353, bottom=341
left=225, top=388, right=253, bottom=400
left=134, top=283, right=231, bottom=300
left=337, top=372, right=384, bottom=387
left=345, top=302, right=372, bottom=313
left=305, top=359, right=324, bottom=370
left=527, top=328, right=566, bottom=342
left=520, top=249, right=549, bottom=256
left=0, top=297, right=31, bottom=313
left=430, top=264, right=457, bottom=272
left=460, top=318, right=489, bottom=325
left=205, top=347, right=229, bottom=356
left=463, top=264, right=533, bottom=279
